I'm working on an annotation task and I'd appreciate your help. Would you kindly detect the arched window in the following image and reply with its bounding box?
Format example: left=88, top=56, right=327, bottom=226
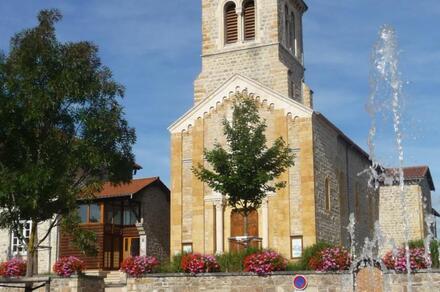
left=243, top=0, right=256, bottom=40
left=224, top=2, right=238, bottom=44
left=355, top=183, right=361, bottom=222
left=325, top=177, right=331, bottom=211
left=284, top=6, right=290, bottom=48
left=290, top=12, right=296, bottom=54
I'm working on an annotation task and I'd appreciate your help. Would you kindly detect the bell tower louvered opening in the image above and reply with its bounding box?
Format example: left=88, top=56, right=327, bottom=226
left=224, top=2, right=238, bottom=44
left=243, top=0, right=255, bottom=41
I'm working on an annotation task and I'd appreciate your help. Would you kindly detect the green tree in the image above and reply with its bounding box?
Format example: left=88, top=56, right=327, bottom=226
left=0, top=9, right=136, bottom=280
left=193, top=93, right=295, bottom=240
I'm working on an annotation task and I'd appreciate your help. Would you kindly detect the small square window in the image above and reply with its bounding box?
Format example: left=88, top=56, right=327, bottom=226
left=291, top=236, right=303, bottom=259
left=182, top=243, right=193, bottom=254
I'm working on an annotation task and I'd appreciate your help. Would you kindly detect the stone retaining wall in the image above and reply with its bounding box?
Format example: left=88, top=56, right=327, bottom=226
left=126, top=271, right=440, bottom=292
left=127, top=272, right=353, bottom=292
left=0, top=275, right=104, bottom=292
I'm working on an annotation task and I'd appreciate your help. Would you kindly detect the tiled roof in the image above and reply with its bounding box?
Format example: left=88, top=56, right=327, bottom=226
left=385, top=166, right=435, bottom=191
left=94, top=177, right=159, bottom=199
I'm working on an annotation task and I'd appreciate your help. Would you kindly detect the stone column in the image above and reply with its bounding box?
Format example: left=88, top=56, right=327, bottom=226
left=136, top=219, right=147, bottom=256
left=214, top=200, right=224, bottom=254
left=262, top=198, right=269, bottom=249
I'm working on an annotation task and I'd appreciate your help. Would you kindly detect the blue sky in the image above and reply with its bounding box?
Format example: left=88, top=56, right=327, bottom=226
left=1, top=0, right=439, bottom=211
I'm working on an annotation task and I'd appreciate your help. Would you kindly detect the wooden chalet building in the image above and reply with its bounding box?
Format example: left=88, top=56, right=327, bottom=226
left=59, top=177, right=170, bottom=270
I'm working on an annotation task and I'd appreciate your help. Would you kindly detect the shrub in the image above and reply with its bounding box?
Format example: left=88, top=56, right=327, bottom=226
left=216, top=247, right=261, bottom=272
left=308, top=247, right=351, bottom=272
left=157, top=253, right=184, bottom=273
left=243, top=250, right=287, bottom=275
left=120, top=256, right=160, bottom=277
left=0, top=258, right=26, bottom=278
left=299, top=241, right=333, bottom=270
left=181, top=253, right=220, bottom=274
left=382, top=248, right=430, bottom=272
left=53, top=256, right=84, bottom=277
left=408, top=239, right=440, bottom=269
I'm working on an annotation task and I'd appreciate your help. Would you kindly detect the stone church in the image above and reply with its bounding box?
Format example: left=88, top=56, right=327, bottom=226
left=168, top=0, right=436, bottom=259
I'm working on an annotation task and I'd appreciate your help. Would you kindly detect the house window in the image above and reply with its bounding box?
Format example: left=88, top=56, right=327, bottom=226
left=224, top=2, right=238, bottom=44
left=243, top=0, right=255, bottom=40
left=11, top=221, right=31, bottom=255
left=78, top=203, right=102, bottom=224
left=89, top=204, right=101, bottom=223
left=79, top=204, right=88, bottom=223
left=325, top=177, right=331, bottom=211
left=123, top=201, right=140, bottom=226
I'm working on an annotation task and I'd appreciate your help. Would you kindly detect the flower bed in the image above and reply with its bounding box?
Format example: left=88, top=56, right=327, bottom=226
left=53, top=256, right=84, bottom=277
left=181, top=254, right=220, bottom=274
left=121, top=256, right=160, bottom=277
left=308, top=247, right=351, bottom=272
left=0, top=258, right=26, bottom=277
left=382, top=248, right=430, bottom=272
left=243, top=250, right=287, bottom=275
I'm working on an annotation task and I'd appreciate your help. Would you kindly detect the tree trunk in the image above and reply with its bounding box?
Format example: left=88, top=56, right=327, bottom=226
left=243, top=212, right=249, bottom=248
left=25, top=221, right=38, bottom=292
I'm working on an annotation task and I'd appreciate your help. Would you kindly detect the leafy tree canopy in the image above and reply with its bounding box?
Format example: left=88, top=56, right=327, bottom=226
left=193, top=93, right=295, bottom=216
left=0, top=9, right=136, bottom=273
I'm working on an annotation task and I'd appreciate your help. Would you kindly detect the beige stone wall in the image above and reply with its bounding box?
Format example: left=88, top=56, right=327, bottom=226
left=170, top=95, right=317, bottom=258
left=379, top=184, right=426, bottom=253
left=312, top=115, right=377, bottom=249
left=195, top=0, right=305, bottom=103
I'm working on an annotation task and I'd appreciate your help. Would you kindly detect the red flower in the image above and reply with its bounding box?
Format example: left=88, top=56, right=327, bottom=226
left=181, top=254, right=220, bottom=274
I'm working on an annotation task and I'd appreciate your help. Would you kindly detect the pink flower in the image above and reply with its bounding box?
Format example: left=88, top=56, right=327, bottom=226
left=53, top=256, right=84, bottom=277
left=121, top=256, right=160, bottom=277
left=0, top=258, right=26, bottom=278
left=243, top=250, right=287, bottom=276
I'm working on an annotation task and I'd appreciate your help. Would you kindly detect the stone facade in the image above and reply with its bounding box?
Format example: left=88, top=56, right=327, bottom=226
left=312, top=115, right=378, bottom=249
left=379, top=176, right=434, bottom=254
left=138, top=185, right=171, bottom=261
left=194, top=0, right=307, bottom=104
left=0, top=220, right=58, bottom=274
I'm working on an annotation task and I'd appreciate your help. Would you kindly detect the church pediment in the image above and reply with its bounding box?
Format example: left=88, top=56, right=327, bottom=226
left=168, top=74, right=313, bottom=133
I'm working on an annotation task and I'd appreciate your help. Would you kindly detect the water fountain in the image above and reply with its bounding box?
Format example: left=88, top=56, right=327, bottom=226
left=352, top=24, right=437, bottom=292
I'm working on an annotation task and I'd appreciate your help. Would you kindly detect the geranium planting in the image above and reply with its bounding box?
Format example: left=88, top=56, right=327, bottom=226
left=243, top=250, right=287, bottom=275
left=308, top=247, right=351, bottom=272
left=0, top=258, right=26, bottom=278
left=121, top=256, right=160, bottom=277
left=181, top=253, right=220, bottom=274
left=382, top=248, right=431, bottom=272
left=53, top=256, right=84, bottom=277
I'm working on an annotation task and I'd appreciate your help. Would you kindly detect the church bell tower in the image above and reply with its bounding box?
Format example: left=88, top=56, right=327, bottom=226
left=194, top=0, right=311, bottom=107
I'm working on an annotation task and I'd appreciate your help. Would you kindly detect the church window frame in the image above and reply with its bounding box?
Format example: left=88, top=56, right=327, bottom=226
left=290, top=11, right=296, bottom=55
left=224, top=1, right=239, bottom=44
left=325, top=176, right=331, bottom=211
left=243, top=0, right=256, bottom=41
